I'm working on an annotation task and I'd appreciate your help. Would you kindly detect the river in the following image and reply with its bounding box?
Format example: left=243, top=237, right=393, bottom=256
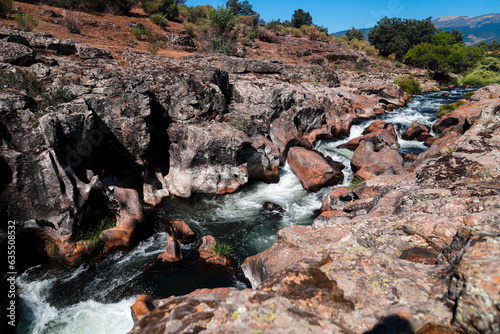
left=16, top=87, right=476, bottom=334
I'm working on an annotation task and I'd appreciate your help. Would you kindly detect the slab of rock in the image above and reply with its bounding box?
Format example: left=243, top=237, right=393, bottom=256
left=351, top=139, right=404, bottom=174
left=159, top=218, right=196, bottom=244
left=0, top=40, right=35, bottom=65
left=75, top=43, right=113, bottom=59
left=321, top=187, right=355, bottom=212
left=288, top=147, right=344, bottom=192
left=402, top=122, right=430, bottom=140
left=157, top=236, right=182, bottom=262
left=340, top=125, right=399, bottom=151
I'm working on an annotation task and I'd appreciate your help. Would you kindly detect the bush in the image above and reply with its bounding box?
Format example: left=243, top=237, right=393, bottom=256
left=149, top=13, right=169, bottom=28
left=183, top=21, right=196, bottom=37
left=0, top=0, right=13, bottom=18
left=461, top=69, right=500, bottom=86
left=131, top=23, right=150, bottom=40
left=345, top=26, right=364, bottom=41
left=256, top=27, right=277, bottom=43
left=208, top=6, right=236, bottom=37
left=63, top=10, right=83, bottom=34
left=14, top=13, right=39, bottom=32
left=210, top=36, right=236, bottom=55
left=393, top=76, right=422, bottom=96
left=142, top=0, right=179, bottom=20
left=395, top=61, right=403, bottom=68
left=183, top=5, right=208, bottom=23
left=437, top=100, right=466, bottom=117
left=47, top=86, right=73, bottom=107
left=354, top=58, right=371, bottom=72
left=212, top=241, right=234, bottom=257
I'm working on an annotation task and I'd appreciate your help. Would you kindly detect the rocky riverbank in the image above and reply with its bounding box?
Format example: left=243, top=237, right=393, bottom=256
left=131, top=89, right=500, bottom=333
left=0, top=20, right=498, bottom=334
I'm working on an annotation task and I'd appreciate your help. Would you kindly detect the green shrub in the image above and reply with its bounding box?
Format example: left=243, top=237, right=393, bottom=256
left=461, top=69, right=500, bottom=86
left=182, top=4, right=208, bottom=23
left=393, top=76, right=422, bottom=96
left=249, top=31, right=256, bottom=40
left=183, top=21, right=196, bottom=37
left=142, top=0, right=179, bottom=20
left=212, top=241, right=234, bottom=257
left=149, top=13, right=169, bottom=28
left=208, top=6, right=236, bottom=37
left=354, top=58, right=371, bottom=72
left=210, top=36, right=236, bottom=55
left=0, top=0, right=13, bottom=17
left=131, top=23, right=150, bottom=40
left=395, top=61, right=403, bottom=68
left=437, top=100, right=466, bottom=117
left=14, top=13, right=39, bottom=32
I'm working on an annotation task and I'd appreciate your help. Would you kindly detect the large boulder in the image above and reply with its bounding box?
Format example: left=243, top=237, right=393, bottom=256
left=340, top=125, right=399, bottom=151
left=166, top=122, right=250, bottom=198
left=402, top=122, right=430, bottom=140
left=0, top=40, right=35, bottom=65
left=433, top=100, right=490, bottom=136
left=350, top=139, right=404, bottom=174
left=287, top=147, right=344, bottom=192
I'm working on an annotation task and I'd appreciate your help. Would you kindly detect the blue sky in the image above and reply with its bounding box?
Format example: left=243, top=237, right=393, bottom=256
left=184, top=0, right=500, bottom=32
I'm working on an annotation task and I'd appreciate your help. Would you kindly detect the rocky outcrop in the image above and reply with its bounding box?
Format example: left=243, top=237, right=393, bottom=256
left=0, top=40, right=35, bottom=65
left=239, top=99, right=500, bottom=333
left=130, top=97, right=497, bottom=334
left=287, top=147, right=343, bottom=191
left=433, top=100, right=489, bottom=136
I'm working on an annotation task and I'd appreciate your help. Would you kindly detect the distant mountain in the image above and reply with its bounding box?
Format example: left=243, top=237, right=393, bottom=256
left=433, top=14, right=500, bottom=45
left=335, top=14, right=500, bottom=46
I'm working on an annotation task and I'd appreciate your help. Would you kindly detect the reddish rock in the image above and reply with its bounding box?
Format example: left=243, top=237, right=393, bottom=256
left=157, top=236, right=182, bottom=262
left=340, top=126, right=398, bottom=151
left=433, top=100, right=490, bottom=135
left=424, top=136, right=437, bottom=147
left=351, top=94, right=386, bottom=119
left=131, top=294, right=155, bottom=324
left=351, top=140, right=404, bottom=174
left=354, top=163, right=387, bottom=180
left=159, top=218, right=196, bottom=244
left=363, top=119, right=388, bottom=135
left=321, top=187, right=355, bottom=212
left=287, top=147, right=344, bottom=192
left=199, top=235, right=217, bottom=259
left=403, top=153, right=418, bottom=163
left=417, top=132, right=434, bottom=142
left=269, top=115, right=299, bottom=159
left=358, top=84, right=407, bottom=107
left=402, top=122, right=430, bottom=140
left=471, top=84, right=500, bottom=101
left=198, top=235, right=233, bottom=267
left=100, top=186, right=144, bottom=252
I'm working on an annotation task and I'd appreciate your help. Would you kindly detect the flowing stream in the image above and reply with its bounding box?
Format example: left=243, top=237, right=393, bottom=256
left=16, top=87, right=476, bottom=334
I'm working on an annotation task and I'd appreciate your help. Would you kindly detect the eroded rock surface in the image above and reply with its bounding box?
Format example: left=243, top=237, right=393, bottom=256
left=132, top=99, right=500, bottom=334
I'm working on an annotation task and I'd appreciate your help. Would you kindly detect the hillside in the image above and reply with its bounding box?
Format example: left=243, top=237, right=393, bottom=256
left=433, top=13, right=500, bottom=45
